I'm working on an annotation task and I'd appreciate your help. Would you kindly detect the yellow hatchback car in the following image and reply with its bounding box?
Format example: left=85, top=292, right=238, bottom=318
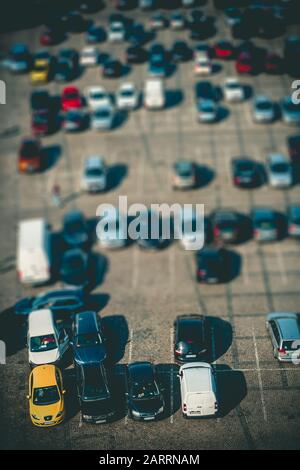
left=27, top=364, right=66, bottom=427
left=30, top=58, right=51, bottom=85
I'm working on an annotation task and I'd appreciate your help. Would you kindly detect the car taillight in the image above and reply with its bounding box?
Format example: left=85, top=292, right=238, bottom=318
left=234, top=176, right=241, bottom=184
left=175, top=350, right=181, bottom=356
left=17, top=270, right=22, bottom=280
left=198, top=269, right=206, bottom=277
left=183, top=403, right=187, bottom=412
left=278, top=348, right=286, bottom=355
left=214, top=226, right=220, bottom=237
left=254, top=229, right=259, bottom=237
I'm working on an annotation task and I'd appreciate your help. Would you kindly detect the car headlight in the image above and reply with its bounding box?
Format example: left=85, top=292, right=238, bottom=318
left=31, top=414, right=40, bottom=420
left=56, top=411, right=64, bottom=418
left=158, top=406, right=164, bottom=414
left=131, top=409, right=140, bottom=417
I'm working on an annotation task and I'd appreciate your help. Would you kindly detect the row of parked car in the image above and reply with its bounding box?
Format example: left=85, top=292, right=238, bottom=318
left=20, top=296, right=300, bottom=425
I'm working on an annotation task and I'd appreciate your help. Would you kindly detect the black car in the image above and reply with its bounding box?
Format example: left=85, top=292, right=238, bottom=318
left=171, top=41, right=192, bottom=62
left=136, top=210, right=166, bottom=250
left=195, top=81, right=219, bottom=101
left=86, top=24, right=106, bottom=43
left=127, top=23, right=148, bottom=46
left=149, top=43, right=166, bottom=62
left=126, top=45, right=148, bottom=64
left=14, top=289, right=85, bottom=316
left=60, top=249, right=89, bottom=290
left=55, top=49, right=79, bottom=82
left=174, top=314, right=211, bottom=363
left=284, top=36, right=300, bottom=78
left=287, top=204, right=300, bottom=238
left=231, top=158, right=263, bottom=188
left=76, top=363, right=115, bottom=424
left=211, top=209, right=240, bottom=244
left=72, top=311, right=107, bottom=366
left=30, top=90, right=51, bottom=113
left=102, top=59, right=123, bottom=78
left=62, top=210, right=89, bottom=248
left=288, top=135, right=300, bottom=164
left=126, top=362, right=165, bottom=421
left=116, top=0, right=136, bottom=10
left=196, top=247, right=229, bottom=283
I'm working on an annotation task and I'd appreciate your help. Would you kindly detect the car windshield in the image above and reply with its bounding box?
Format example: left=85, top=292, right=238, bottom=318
left=33, top=114, right=47, bottom=124
left=227, top=82, right=240, bottom=89
left=66, top=92, right=78, bottom=100
left=64, top=254, right=83, bottom=271
left=86, top=168, right=104, bottom=177
left=34, top=63, right=47, bottom=72
left=179, top=322, right=203, bottom=342
left=83, top=367, right=108, bottom=400
left=258, top=220, right=274, bottom=229
left=238, top=162, right=253, bottom=172
left=257, top=100, right=271, bottom=110
left=33, top=386, right=60, bottom=406
left=91, top=92, right=105, bottom=100
left=75, top=333, right=101, bottom=348
left=66, top=218, right=84, bottom=234
left=30, top=334, right=57, bottom=352
left=272, top=163, right=289, bottom=173
left=285, top=102, right=300, bottom=112
left=21, top=143, right=38, bottom=157
left=95, top=109, right=110, bottom=118
left=121, top=90, right=134, bottom=97
left=175, top=163, right=193, bottom=177
left=131, top=380, right=159, bottom=400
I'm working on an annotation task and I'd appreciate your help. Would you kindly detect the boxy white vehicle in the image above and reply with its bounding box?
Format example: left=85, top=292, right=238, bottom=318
left=17, top=218, right=52, bottom=285
left=28, top=309, right=70, bottom=366
left=144, top=79, right=165, bottom=110
left=178, top=362, right=219, bottom=418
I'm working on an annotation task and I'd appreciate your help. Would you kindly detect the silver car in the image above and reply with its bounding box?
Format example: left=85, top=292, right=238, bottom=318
left=266, top=312, right=300, bottom=363
left=91, top=105, right=114, bottom=130
left=267, top=153, right=292, bottom=188
left=281, top=97, right=300, bottom=125
left=197, top=99, right=217, bottom=123
left=81, top=155, right=107, bottom=193
left=252, top=95, right=275, bottom=123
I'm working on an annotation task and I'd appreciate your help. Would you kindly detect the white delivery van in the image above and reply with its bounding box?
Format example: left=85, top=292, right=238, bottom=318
left=17, top=218, right=52, bottom=285
left=144, top=78, right=165, bottom=110
left=178, top=362, right=219, bottom=418
left=28, top=309, right=70, bottom=366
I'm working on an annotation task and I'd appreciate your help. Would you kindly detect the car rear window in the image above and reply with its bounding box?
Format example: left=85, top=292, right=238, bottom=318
left=30, top=334, right=57, bottom=352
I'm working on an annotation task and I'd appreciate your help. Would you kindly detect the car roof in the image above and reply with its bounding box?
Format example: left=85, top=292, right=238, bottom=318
left=181, top=363, right=212, bottom=392
left=28, top=309, right=55, bottom=336
left=128, top=361, right=153, bottom=381
left=276, top=318, right=300, bottom=340
left=75, top=311, right=98, bottom=334
left=85, top=155, right=105, bottom=167
left=177, top=315, right=205, bottom=326
left=32, top=364, right=57, bottom=388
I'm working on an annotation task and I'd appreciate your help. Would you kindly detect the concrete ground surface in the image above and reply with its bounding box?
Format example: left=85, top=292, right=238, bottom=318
left=0, top=1, right=300, bottom=450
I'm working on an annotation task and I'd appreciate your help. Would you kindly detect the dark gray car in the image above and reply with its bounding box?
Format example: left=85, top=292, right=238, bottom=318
left=72, top=311, right=107, bottom=366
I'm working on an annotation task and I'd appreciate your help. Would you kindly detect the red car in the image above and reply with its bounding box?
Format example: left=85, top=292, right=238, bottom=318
left=61, top=86, right=83, bottom=112
left=40, top=28, right=64, bottom=46
left=18, top=138, right=43, bottom=173
left=214, top=40, right=235, bottom=60
left=264, top=52, right=283, bottom=74
left=31, top=110, right=51, bottom=136
left=236, top=52, right=254, bottom=74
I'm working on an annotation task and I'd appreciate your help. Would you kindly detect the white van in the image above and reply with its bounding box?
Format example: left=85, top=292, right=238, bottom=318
left=28, top=309, right=70, bottom=366
left=144, top=79, right=165, bottom=110
left=178, top=362, right=219, bottom=418
left=17, top=218, right=52, bottom=285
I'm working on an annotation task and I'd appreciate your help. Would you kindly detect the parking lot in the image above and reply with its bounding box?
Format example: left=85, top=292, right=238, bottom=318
left=0, top=1, right=300, bottom=450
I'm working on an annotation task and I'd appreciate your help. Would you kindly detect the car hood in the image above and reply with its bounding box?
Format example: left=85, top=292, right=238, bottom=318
left=29, top=348, right=60, bottom=365
left=30, top=398, right=63, bottom=421
left=131, top=397, right=163, bottom=414
left=74, top=343, right=107, bottom=365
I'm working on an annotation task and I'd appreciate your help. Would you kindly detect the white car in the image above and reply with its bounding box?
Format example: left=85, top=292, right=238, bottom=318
left=178, top=362, right=219, bottom=418
left=267, top=153, right=293, bottom=188
left=91, top=105, right=114, bottom=130
left=85, top=86, right=112, bottom=110
left=28, top=309, right=70, bottom=366
left=81, top=155, right=107, bottom=192
left=116, top=83, right=139, bottom=110
left=252, top=95, right=275, bottom=123
left=194, top=57, right=212, bottom=75
left=108, top=22, right=126, bottom=42
left=223, top=77, right=244, bottom=102
left=97, top=210, right=127, bottom=249
left=79, top=46, right=99, bottom=67
left=197, top=99, right=218, bottom=123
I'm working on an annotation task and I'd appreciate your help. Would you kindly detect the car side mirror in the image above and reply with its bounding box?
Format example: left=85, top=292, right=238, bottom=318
left=62, top=389, right=66, bottom=395
left=26, top=395, right=30, bottom=400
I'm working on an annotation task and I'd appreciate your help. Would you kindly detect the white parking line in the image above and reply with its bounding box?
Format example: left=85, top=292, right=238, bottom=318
left=252, top=328, right=268, bottom=422
left=275, top=245, right=287, bottom=285
left=170, top=327, right=174, bottom=424
left=131, top=247, right=139, bottom=290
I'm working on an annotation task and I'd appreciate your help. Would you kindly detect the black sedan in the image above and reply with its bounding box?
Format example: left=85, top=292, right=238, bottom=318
left=126, top=45, right=148, bottom=64
left=171, top=40, right=192, bottom=63
left=231, top=157, right=263, bottom=188
left=174, top=314, right=211, bottom=363
left=62, top=210, right=89, bottom=248
left=102, top=59, right=123, bottom=78
left=72, top=311, right=107, bottom=367
left=60, top=249, right=90, bottom=290
left=15, top=289, right=85, bottom=317
left=126, top=362, right=165, bottom=421
left=211, top=209, right=240, bottom=244
left=196, top=247, right=230, bottom=283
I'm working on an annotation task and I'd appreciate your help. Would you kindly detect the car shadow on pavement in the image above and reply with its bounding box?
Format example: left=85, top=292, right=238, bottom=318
left=107, top=163, right=128, bottom=191
left=102, top=315, right=129, bottom=365
left=207, top=316, right=233, bottom=362
left=164, top=90, right=184, bottom=109
left=154, top=363, right=181, bottom=421
left=41, top=145, right=62, bottom=172
left=0, top=306, right=27, bottom=356
left=215, top=365, right=247, bottom=417
left=196, top=165, right=215, bottom=188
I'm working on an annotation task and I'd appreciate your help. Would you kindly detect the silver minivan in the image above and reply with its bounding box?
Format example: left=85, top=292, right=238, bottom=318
left=266, top=312, right=300, bottom=363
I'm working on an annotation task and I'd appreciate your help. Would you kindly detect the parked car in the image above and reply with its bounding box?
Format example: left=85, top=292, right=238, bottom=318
left=231, top=157, right=262, bottom=188
left=126, top=45, right=148, bottom=64
left=8, top=43, right=31, bottom=73
left=172, top=160, right=197, bottom=190
left=108, top=21, right=126, bottom=42
left=288, top=135, right=300, bottom=163
left=18, top=138, right=44, bottom=173
left=30, top=89, right=51, bottom=113
left=28, top=309, right=70, bottom=366
left=224, top=7, right=242, bottom=27
left=61, top=86, right=83, bottom=112
left=91, top=105, right=115, bottom=130
left=197, top=99, right=218, bottom=123
left=236, top=52, right=255, bottom=74
left=80, top=46, right=99, bottom=67
left=60, top=249, right=90, bottom=290
left=15, top=289, right=85, bottom=317
left=116, top=82, right=139, bottom=110
left=287, top=204, right=300, bottom=238
left=85, top=25, right=106, bottom=43
left=30, top=51, right=52, bottom=85
left=62, top=109, right=87, bottom=132
left=196, top=247, right=230, bottom=283
left=171, top=41, right=192, bottom=63
left=62, top=210, right=89, bottom=248
left=223, top=77, right=244, bottom=102
left=212, top=209, right=240, bottom=243
left=194, top=43, right=211, bottom=61
left=144, top=78, right=165, bottom=110
left=55, top=49, right=79, bottom=82
left=27, top=365, right=65, bottom=426
left=97, top=209, right=127, bottom=249
left=194, top=57, right=212, bottom=75
left=85, top=86, right=111, bottom=110
left=170, top=12, right=186, bottom=30
left=252, top=95, right=275, bottom=123
left=174, top=315, right=211, bottom=363
left=76, top=363, right=115, bottom=424
left=267, top=153, right=292, bottom=189
left=178, top=362, right=219, bottom=418
left=40, top=27, right=65, bottom=46
left=265, top=52, right=283, bottom=74
left=32, top=109, right=53, bottom=137
left=72, top=311, right=107, bottom=366
left=149, top=13, right=168, bottom=30
left=102, top=59, right=123, bottom=78
left=214, top=40, right=235, bottom=60
left=126, top=362, right=165, bottom=421
left=266, top=312, right=300, bottom=362
left=281, top=97, right=300, bottom=125
left=81, top=155, right=107, bottom=192
left=251, top=207, right=279, bottom=242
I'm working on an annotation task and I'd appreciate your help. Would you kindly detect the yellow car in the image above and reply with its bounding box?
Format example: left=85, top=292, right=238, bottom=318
left=27, top=364, right=65, bottom=427
left=30, top=58, right=50, bottom=85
